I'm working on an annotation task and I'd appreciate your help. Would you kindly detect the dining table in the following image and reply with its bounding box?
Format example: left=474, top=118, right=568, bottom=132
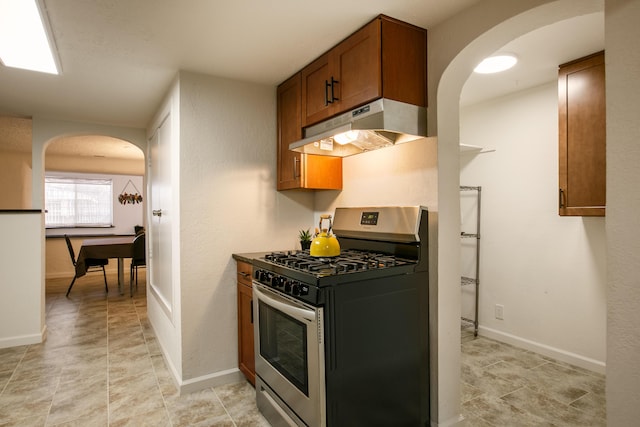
left=76, top=236, right=135, bottom=295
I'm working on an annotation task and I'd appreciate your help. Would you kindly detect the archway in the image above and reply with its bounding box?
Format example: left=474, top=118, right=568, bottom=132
left=43, top=134, right=146, bottom=284
left=26, top=119, right=147, bottom=343
left=431, top=0, right=604, bottom=424
left=31, top=118, right=147, bottom=210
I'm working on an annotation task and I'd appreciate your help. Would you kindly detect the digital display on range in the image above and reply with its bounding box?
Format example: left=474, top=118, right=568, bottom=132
left=360, top=211, right=379, bottom=226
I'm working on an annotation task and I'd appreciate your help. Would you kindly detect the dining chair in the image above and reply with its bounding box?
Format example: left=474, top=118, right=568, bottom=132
left=64, top=235, right=109, bottom=297
left=130, top=232, right=146, bottom=296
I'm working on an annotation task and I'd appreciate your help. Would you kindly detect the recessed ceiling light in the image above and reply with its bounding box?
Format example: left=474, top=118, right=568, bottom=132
left=0, top=0, right=60, bottom=75
left=474, top=54, right=518, bottom=74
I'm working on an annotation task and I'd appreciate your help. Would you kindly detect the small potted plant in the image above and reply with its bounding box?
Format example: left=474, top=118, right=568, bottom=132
left=299, top=229, right=312, bottom=250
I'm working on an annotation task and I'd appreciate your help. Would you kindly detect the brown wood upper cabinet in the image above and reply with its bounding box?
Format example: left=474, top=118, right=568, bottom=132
left=277, top=15, right=426, bottom=191
left=277, top=73, right=343, bottom=190
left=558, top=51, right=606, bottom=216
left=301, top=15, right=427, bottom=128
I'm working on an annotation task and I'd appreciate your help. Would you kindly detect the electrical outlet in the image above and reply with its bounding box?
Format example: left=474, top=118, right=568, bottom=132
left=495, top=304, right=504, bottom=320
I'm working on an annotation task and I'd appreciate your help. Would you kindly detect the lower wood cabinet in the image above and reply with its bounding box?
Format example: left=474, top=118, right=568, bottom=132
left=236, top=260, right=255, bottom=385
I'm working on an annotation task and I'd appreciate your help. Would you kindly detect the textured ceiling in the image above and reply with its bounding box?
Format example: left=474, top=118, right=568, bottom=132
left=0, top=116, right=32, bottom=152
left=460, top=12, right=604, bottom=106
left=46, top=135, right=145, bottom=160
left=0, top=0, right=480, bottom=128
left=0, top=1, right=603, bottom=160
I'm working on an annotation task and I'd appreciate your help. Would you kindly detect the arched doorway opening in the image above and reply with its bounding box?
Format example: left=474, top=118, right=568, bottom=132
left=43, top=134, right=146, bottom=295
left=29, top=119, right=147, bottom=328
left=432, top=0, right=604, bottom=424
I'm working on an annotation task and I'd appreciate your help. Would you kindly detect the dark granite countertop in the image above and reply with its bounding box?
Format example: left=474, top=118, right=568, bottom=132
left=232, top=252, right=273, bottom=264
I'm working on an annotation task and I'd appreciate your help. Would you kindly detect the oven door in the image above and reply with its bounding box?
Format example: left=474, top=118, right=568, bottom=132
left=253, top=282, right=325, bottom=427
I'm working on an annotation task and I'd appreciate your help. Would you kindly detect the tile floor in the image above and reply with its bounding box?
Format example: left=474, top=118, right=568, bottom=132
left=0, top=272, right=269, bottom=427
left=0, top=272, right=606, bottom=426
left=460, top=327, right=606, bottom=426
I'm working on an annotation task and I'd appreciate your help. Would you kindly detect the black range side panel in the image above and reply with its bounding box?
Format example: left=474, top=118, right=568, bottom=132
left=324, top=271, right=429, bottom=426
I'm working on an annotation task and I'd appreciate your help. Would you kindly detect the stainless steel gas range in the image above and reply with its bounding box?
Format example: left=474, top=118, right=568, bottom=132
left=252, top=206, right=430, bottom=427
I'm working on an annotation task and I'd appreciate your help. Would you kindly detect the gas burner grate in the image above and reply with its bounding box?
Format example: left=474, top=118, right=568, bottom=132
left=261, top=249, right=415, bottom=276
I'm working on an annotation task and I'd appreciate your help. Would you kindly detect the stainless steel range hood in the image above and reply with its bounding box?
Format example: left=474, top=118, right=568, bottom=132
left=289, top=98, right=427, bottom=157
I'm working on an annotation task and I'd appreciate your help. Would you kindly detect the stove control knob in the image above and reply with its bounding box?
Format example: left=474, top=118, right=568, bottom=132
left=272, top=276, right=286, bottom=288
left=260, top=271, right=273, bottom=285
left=254, top=269, right=265, bottom=282
left=284, top=280, right=292, bottom=293
left=291, top=282, right=300, bottom=296
left=298, top=285, right=309, bottom=296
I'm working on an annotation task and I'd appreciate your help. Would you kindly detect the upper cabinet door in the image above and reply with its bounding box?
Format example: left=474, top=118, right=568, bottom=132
left=380, top=17, right=427, bottom=108
left=331, top=20, right=381, bottom=115
left=277, top=73, right=303, bottom=190
left=301, top=19, right=381, bottom=128
left=301, top=54, right=332, bottom=128
left=301, top=20, right=382, bottom=127
left=278, top=73, right=343, bottom=191
left=558, top=51, right=606, bottom=216
left=300, top=15, right=426, bottom=128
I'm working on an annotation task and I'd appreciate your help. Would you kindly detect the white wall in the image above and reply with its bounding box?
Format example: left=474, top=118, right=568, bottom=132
left=315, top=137, right=438, bottom=212
left=428, top=1, right=605, bottom=424
left=146, top=78, right=183, bottom=389
left=460, top=82, right=606, bottom=371
left=0, top=212, right=44, bottom=348
left=605, top=0, right=640, bottom=424
left=148, top=71, right=316, bottom=390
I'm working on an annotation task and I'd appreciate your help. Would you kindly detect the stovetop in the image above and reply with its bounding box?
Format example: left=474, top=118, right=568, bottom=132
left=252, top=249, right=419, bottom=304
left=254, top=248, right=417, bottom=281
left=264, top=249, right=414, bottom=276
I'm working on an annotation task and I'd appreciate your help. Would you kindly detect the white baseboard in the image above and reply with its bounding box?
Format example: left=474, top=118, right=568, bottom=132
left=431, top=414, right=465, bottom=427
left=0, top=329, right=45, bottom=349
left=179, top=368, right=244, bottom=395
left=148, top=316, right=243, bottom=396
left=479, top=326, right=606, bottom=374
left=156, top=342, right=243, bottom=395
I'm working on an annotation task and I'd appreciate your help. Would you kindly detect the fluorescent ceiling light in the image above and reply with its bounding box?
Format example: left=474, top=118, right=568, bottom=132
left=474, top=54, right=517, bottom=74
left=0, top=0, right=59, bottom=74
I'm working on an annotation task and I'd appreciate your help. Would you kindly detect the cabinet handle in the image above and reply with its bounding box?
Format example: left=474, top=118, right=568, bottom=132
left=293, top=157, right=300, bottom=178
left=152, top=209, right=162, bottom=217
left=330, top=76, right=339, bottom=102
left=325, top=77, right=339, bottom=105
left=324, top=80, right=331, bottom=106
left=239, top=272, right=251, bottom=278
left=250, top=299, right=253, bottom=324
left=559, top=188, right=565, bottom=208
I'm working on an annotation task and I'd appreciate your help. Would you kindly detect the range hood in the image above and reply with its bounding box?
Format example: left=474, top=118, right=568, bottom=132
left=289, top=98, right=427, bottom=157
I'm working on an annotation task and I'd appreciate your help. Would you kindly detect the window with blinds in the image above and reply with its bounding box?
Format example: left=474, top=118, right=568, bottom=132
left=45, top=176, right=113, bottom=228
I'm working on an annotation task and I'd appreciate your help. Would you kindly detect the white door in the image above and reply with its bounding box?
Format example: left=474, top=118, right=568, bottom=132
left=149, top=114, right=173, bottom=309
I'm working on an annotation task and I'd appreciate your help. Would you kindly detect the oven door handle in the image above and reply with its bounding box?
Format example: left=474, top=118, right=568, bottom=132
left=253, top=285, right=317, bottom=322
